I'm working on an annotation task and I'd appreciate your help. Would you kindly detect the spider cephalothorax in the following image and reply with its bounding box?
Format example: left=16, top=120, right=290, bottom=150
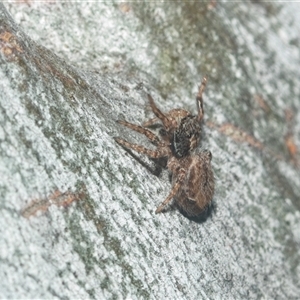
left=114, top=77, right=214, bottom=219
left=170, top=114, right=202, bottom=158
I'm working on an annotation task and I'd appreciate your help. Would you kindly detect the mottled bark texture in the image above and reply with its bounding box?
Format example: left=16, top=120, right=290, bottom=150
left=1, top=2, right=300, bottom=299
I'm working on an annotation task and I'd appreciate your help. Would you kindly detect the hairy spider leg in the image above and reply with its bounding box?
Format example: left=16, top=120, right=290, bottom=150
left=142, top=117, right=161, bottom=128
left=117, top=120, right=160, bottom=145
left=155, top=168, right=186, bottom=214
left=114, top=137, right=169, bottom=158
left=147, top=94, right=173, bottom=130
left=196, top=76, right=207, bottom=122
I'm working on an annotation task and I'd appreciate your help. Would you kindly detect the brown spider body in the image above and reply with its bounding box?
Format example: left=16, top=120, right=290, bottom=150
left=115, top=77, right=215, bottom=219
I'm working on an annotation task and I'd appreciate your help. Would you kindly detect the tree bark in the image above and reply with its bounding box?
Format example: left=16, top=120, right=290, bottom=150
left=1, top=2, right=300, bottom=299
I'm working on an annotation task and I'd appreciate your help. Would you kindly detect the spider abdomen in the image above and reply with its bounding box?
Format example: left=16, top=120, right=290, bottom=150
left=173, top=151, right=214, bottom=218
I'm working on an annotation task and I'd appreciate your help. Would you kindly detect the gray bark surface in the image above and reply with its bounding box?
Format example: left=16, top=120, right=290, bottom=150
left=1, top=2, right=300, bottom=299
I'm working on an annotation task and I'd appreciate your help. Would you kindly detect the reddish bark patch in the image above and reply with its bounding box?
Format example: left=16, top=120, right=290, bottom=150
left=21, top=190, right=84, bottom=218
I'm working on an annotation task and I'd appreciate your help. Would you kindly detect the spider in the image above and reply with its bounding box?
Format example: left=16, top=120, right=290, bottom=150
left=114, top=77, right=214, bottom=219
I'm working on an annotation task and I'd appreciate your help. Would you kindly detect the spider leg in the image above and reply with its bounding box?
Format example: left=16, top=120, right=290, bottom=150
left=155, top=168, right=186, bottom=214
left=147, top=94, right=172, bottom=130
left=117, top=120, right=160, bottom=145
left=196, top=76, right=207, bottom=122
left=142, top=117, right=161, bottom=128
left=114, top=137, right=168, bottom=158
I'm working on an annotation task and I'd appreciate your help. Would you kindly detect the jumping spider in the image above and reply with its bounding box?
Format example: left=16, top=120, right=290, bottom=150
left=115, top=77, right=215, bottom=219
